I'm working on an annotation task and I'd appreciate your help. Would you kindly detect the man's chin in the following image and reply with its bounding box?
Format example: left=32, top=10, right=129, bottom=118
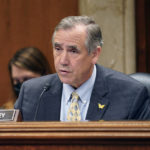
left=58, top=76, right=72, bottom=85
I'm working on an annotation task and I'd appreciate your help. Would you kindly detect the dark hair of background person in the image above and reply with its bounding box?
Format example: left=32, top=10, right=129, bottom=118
left=8, top=47, right=52, bottom=98
left=1, top=47, right=52, bottom=109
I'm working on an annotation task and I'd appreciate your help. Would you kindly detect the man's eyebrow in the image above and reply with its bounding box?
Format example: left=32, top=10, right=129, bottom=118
left=54, top=42, right=61, bottom=47
left=67, top=45, right=78, bottom=49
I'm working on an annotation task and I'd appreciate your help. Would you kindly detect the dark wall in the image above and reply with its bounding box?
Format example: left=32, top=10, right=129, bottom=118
left=0, top=0, right=78, bottom=106
left=135, top=0, right=150, bottom=72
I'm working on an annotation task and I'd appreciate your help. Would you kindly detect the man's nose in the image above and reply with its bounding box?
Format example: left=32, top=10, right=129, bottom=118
left=60, top=51, right=69, bottom=65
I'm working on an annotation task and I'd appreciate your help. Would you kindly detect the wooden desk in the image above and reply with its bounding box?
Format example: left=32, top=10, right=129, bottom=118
left=0, top=121, right=150, bottom=150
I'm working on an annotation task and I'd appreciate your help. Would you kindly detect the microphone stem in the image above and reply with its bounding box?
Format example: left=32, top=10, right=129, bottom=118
left=33, top=88, right=46, bottom=121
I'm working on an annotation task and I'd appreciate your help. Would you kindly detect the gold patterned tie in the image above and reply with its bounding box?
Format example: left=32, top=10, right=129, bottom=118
left=67, top=92, right=81, bottom=121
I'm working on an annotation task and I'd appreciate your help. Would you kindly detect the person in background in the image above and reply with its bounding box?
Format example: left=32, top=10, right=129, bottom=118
left=2, top=47, right=52, bottom=109
left=15, top=16, right=150, bottom=121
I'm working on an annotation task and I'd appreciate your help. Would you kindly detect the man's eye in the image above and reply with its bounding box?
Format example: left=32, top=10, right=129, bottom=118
left=71, top=50, right=76, bottom=53
left=55, top=47, right=62, bottom=51
left=70, top=49, right=78, bottom=53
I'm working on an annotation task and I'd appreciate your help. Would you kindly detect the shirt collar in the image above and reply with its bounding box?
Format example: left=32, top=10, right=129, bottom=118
left=63, top=84, right=74, bottom=104
left=63, top=65, right=96, bottom=104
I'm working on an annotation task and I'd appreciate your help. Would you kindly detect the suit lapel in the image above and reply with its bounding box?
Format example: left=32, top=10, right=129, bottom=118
left=86, top=65, right=110, bottom=121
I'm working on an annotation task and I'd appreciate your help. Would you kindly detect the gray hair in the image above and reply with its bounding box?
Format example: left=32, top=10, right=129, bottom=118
left=52, top=16, right=103, bottom=53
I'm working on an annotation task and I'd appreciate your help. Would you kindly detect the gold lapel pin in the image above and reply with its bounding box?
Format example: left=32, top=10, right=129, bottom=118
left=98, top=103, right=105, bottom=109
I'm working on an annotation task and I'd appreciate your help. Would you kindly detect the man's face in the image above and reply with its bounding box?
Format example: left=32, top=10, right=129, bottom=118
left=53, top=25, right=100, bottom=88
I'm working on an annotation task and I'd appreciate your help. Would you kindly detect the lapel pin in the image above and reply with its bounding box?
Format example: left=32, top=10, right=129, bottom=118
left=98, top=103, right=105, bottom=109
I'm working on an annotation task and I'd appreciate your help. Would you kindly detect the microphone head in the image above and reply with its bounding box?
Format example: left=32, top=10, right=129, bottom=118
left=43, top=83, right=50, bottom=91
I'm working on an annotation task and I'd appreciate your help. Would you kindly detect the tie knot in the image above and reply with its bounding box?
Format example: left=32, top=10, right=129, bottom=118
left=71, top=92, right=79, bottom=100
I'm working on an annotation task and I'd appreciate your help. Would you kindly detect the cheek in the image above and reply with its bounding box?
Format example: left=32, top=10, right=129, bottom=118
left=13, top=80, right=17, bottom=85
left=74, top=58, right=92, bottom=71
left=54, top=56, right=59, bottom=65
left=53, top=51, right=58, bottom=60
left=71, top=60, right=82, bottom=73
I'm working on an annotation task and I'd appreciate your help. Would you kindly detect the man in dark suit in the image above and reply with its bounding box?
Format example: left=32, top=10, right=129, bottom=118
left=14, top=16, right=150, bottom=121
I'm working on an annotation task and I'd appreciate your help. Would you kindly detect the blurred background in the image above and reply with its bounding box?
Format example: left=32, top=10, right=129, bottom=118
left=0, top=0, right=149, bottom=106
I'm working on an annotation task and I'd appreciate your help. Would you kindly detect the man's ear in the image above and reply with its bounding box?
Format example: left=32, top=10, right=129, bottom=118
left=91, top=46, right=101, bottom=64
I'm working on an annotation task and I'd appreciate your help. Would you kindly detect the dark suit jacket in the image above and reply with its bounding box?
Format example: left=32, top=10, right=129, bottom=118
left=14, top=64, right=150, bottom=121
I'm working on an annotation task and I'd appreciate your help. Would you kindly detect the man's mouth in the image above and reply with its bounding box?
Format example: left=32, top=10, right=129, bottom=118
left=59, top=69, right=70, bottom=75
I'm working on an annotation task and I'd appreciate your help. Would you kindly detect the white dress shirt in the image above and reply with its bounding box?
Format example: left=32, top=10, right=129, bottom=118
left=60, top=65, right=96, bottom=121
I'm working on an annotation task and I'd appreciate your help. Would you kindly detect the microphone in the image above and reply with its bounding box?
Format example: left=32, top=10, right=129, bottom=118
left=34, top=83, right=50, bottom=121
